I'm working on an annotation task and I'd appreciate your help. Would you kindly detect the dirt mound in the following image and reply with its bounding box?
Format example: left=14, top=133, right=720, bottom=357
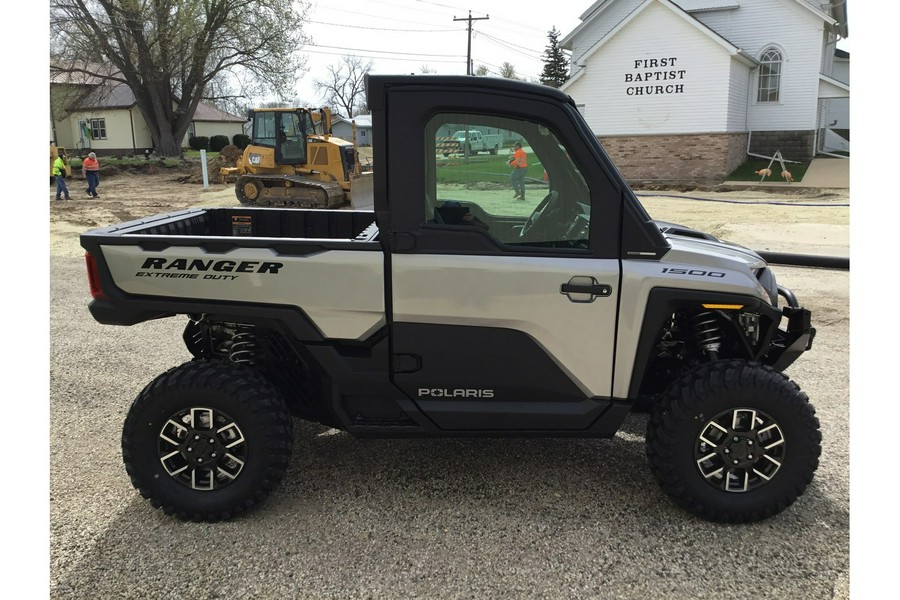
left=179, top=145, right=244, bottom=183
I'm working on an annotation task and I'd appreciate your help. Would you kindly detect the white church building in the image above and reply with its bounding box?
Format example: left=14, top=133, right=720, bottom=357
left=560, top=0, right=849, bottom=182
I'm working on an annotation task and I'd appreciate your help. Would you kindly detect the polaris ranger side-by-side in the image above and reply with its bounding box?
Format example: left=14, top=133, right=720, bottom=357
left=81, top=76, right=819, bottom=523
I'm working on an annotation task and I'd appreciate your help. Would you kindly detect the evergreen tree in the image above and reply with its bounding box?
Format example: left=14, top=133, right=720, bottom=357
left=540, top=27, right=569, bottom=88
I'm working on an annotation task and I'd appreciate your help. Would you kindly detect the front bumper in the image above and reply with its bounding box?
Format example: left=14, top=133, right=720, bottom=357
left=767, top=305, right=816, bottom=371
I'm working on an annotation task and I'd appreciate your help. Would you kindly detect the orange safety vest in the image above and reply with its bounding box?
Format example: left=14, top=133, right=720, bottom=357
left=82, top=157, right=99, bottom=171
left=509, top=148, right=527, bottom=168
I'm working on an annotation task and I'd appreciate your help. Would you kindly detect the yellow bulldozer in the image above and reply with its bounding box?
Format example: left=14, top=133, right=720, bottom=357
left=220, top=107, right=373, bottom=210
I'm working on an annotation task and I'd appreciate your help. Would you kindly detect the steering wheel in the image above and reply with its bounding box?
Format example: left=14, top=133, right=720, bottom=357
left=519, top=191, right=560, bottom=240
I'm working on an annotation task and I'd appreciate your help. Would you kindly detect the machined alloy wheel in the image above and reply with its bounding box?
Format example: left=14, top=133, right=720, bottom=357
left=694, top=408, right=785, bottom=493
left=647, top=360, right=820, bottom=523
left=122, top=360, right=292, bottom=521
left=157, top=406, right=247, bottom=491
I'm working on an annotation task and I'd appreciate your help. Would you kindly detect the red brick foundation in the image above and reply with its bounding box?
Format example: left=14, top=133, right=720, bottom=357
left=598, top=132, right=749, bottom=184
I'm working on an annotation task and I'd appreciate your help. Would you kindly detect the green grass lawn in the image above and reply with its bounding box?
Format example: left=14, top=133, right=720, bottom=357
left=436, top=153, right=545, bottom=185
left=726, top=159, right=810, bottom=182
left=68, top=156, right=186, bottom=169
left=184, top=150, right=220, bottom=159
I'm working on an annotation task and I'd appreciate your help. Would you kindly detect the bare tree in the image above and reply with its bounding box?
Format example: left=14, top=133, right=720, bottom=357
left=50, top=0, right=311, bottom=156
left=314, top=55, right=373, bottom=117
left=473, top=64, right=490, bottom=76
left=420, top=65, right=438, bottom=74
left=500, top=62, right=522, bottom=80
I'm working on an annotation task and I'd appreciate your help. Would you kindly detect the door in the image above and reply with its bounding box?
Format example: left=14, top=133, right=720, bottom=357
left=389, top=109, right=622, bottom=431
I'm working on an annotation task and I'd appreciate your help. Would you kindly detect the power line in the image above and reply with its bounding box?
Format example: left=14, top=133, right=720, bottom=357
left=303, top=47, right=466, bottom=64
left=311, top=43, right=465, bottom=59
left=478, top=31, right=542, bottom=55
left=454, top=10, right=490, bottom=75
left=312, top=4, right=452, bottom=29
left=309, top=19, right=457, bottom=33
left=415, top=0, right=461, bottom=10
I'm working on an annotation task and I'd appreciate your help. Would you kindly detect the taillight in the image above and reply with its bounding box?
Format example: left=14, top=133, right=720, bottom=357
left=85, top=252, right=109, bottom=300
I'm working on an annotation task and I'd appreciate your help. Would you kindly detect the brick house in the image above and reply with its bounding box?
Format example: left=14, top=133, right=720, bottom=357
left=560, top=0, right=849, bottom=182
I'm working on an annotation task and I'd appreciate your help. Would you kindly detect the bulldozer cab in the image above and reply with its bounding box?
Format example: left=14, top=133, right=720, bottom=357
left=249, top=109, right=315, bottom=166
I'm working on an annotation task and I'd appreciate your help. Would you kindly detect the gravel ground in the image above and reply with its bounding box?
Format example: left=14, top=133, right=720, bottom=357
left=47, top=178, right=850, bottom=599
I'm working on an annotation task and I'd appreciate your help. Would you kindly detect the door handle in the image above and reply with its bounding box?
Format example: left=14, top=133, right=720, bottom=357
left=560, top=276, right=612, bottom=303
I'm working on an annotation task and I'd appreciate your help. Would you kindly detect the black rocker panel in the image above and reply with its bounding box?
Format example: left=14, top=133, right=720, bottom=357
left=391, top=323, right=612, bottom=430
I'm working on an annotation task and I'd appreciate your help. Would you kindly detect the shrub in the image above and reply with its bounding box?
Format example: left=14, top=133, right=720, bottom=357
left=189, top=136, right=209, bottom=151
left=209, top=135, right=230, bottom=152
left=232, top=133, right=251, bottom=149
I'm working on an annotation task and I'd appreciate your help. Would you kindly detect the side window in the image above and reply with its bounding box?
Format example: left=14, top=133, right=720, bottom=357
left=425, top=113, right=591, bottom=249
left=90, top=118, right=107, bottom=140
left=253, top=112, right=277, bottom=146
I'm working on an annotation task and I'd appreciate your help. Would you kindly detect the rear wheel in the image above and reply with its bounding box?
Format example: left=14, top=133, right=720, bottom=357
left=646, top=360, right=820, bottom=522
left=122, top=361, right=293, bottom=521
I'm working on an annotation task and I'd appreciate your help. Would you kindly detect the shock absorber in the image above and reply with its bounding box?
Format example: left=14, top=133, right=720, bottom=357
left=229, top=325, right=259, bottom=365
left=691, top=311, right=722, bottom=361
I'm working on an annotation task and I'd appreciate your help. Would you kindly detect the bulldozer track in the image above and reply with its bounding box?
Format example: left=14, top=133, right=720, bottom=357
left=235, top=175, right=347, bottom=209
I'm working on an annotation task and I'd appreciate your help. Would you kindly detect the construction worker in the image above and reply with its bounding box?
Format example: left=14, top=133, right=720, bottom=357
left=52, top=153, right=71, bottom=201
left=82, top=152, right=100, bottom=198
left=508, top=142, right=528, bottom=200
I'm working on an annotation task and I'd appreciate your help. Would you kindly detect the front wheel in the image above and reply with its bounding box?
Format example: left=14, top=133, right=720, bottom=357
left=121, top=361, right=293, bottom=521
left=646, top=360, right=820, bottom=522
left=235, top=176, right=264, bottom=205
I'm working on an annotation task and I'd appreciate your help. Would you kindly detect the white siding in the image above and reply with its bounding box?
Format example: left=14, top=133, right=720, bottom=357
left=727, top=59, right=751, bottom=130
left=691, top=0, right=827, bottom=131
left=566, top=1, right=735, bottom=135
left=185, top=122, right=244, bottom=146
left=686, top=7, right=734, bottom=33
left=825, top=53, right=849, bottom=131
left=822, top=98, right=848, bottom=130
left=832, top=57, right=849, bottom=84
left=67, top=109, right=135, bottom=151
left=569, top=0, right=643, bottom=69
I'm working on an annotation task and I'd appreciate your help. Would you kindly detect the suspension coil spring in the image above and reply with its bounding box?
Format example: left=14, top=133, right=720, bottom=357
left=692, top=311, right=722, bottom=357
left=229, top=326, right=258, bottom=365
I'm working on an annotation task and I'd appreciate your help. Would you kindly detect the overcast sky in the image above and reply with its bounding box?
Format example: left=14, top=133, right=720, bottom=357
left=293, top=0, right=851, bottom=106
left=292, top=0, right=582, bottom=103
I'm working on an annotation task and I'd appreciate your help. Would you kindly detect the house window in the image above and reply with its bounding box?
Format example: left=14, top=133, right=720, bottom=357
left=757, top=47, right=782, bottom=103
left=90, top=118, right=107, bottom=140
left=188, top=123, right=196, bottom=139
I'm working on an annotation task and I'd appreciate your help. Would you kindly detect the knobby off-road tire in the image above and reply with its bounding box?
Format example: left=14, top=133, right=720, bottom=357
left=646, top=360, right=821, bottom=523
left=122, top=360, right=293, bottom=521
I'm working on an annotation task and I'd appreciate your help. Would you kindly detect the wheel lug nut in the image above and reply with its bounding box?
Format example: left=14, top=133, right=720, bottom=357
left=187, top=447, right=193, bottom=452
left=733, top=437, right=740, bottom=442
left=211, top=453, right=217, bottom=458
left=197, top=458, right=203, bottom=463
left=733, top=460, right=739, bottom=465
left=724, top=449, right=730, bottom=454
left=748, top=454, right=754, bottom=460
left=195, top=435, right=200, bottom=440
left=748, top=441, right=753, bottom=446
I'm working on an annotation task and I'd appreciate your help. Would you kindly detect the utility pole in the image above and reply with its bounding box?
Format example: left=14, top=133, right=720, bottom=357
left=453, top=11, right=489, bottom=75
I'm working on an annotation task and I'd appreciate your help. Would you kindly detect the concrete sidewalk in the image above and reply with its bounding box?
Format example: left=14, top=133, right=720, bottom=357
left=723, top=157, right=849, bottom=189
